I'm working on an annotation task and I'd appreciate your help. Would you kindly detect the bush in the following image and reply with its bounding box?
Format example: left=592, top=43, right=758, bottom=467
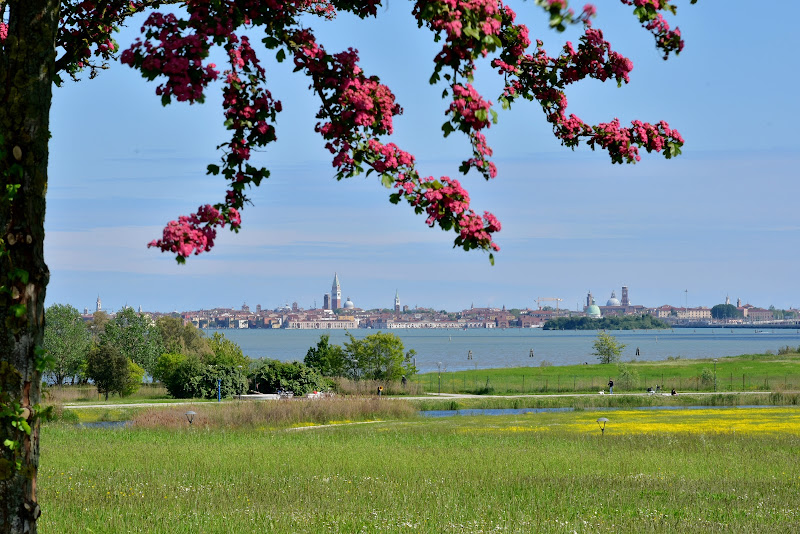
left=122, top=361, right=145, bottom=397
left=251, top=359, right=329, bottom=397
left=700, top=368, right=714, bottom=386
left=616, top=363, right=640, bottom=389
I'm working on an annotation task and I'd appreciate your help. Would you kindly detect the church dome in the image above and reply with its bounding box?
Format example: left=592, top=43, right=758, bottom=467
left=344, top=298, right=355, bottom=309
left=606, top=291, right=621, bottom=307
left=586, top=304, right=602, bottom=318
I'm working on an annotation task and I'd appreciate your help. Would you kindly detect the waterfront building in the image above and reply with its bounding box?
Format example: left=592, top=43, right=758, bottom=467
left=285, top=316, right=358, bottom=329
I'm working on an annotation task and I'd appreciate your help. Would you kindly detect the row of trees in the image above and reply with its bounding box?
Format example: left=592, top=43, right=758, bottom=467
left=544, top=315, right=670, bottom=330
left=304, top=332, right=417, bottom=381
left=44, top=304, right=416, bottom=399
left=43, top=304, right=164, bottom=399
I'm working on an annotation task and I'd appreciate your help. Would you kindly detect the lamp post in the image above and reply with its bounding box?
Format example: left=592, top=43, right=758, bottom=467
left=596, top=417, right=609, bottom=436
left=436, top=361, right=444, bottom=395
left=185, top=411, right=196, bottom=426
left=713, top=359, right=718, bottom=392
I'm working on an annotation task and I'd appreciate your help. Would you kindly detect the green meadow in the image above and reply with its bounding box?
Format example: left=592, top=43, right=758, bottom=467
left=412, top=352, right=800, bottom=394
left=40, top=402, right=800, bottom=533
left=38, top=353, right=800, bottom=532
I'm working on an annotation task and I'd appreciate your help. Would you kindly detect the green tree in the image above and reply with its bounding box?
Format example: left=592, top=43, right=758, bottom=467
left=100, top=307, right=163, bottom=376
left=155, top=316, right=211, bottom=359
left=85, top=344, right=130, bottom=400
left=304, top=334, right=348, bottom=377
left=160, top=354, right=202, bottom=399
left=593, top=332, right=626, bottom=365
left=711, top=304, right=742, bottom=320
left=86, top=310, right=110, bottom=343
left=207, top=332, right=249, bottom=368
left=343, top=332, right=417, bottom=381
left=42, top=304, right=90, bottom=385
left=152, top=352, right=187, bottom=385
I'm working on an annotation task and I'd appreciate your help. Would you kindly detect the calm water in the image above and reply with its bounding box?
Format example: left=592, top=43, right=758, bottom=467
left=203, top=328, right=800, bottom=373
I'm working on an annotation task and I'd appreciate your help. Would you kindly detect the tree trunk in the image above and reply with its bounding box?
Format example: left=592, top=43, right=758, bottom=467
left=1, top=1, right=59, bottom=532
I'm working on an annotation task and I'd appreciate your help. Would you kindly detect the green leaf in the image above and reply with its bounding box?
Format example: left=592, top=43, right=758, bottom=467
left=441, top=122, right=455, bottom=138
left=276, top=49, right=286, bottom=62
left=10, top=269, right=29, bottom=284
left=206, top=164, right=220, bottom=175
left=380, top=175, right=393, bottom=188
left=489, top=253, right=495, bottom=266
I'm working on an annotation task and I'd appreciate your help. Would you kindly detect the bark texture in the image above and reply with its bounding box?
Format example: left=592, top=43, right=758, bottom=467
left=0, top=1, right=59, bottom=532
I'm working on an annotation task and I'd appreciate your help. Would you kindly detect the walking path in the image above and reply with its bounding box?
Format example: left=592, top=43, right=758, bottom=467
left=63, top=390, right=767, bottom=409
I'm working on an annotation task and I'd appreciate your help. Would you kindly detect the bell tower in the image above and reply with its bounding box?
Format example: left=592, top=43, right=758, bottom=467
left=331, top=273, right=342, bottom=310
left=394, top=290, right=400, bottom=313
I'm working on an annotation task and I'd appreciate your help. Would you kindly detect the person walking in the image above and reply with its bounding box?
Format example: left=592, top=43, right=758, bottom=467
left=608, top=379, right=614, bottom=394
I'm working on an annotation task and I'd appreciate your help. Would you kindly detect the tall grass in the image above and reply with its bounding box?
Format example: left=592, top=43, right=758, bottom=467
left=44, top=383, right=169, bottom=404
left=39, top=408, right=800, bottom=533
left=132, top=396, right=418, bottom=430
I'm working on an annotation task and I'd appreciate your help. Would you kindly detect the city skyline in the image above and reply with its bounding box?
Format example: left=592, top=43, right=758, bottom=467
left=75, top=280, right=790, bottom=316
left=43, top=4, right=798, bottom=314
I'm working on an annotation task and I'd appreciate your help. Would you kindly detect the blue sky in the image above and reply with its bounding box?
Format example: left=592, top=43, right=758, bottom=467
left=45, top=2, right=799, bottom=313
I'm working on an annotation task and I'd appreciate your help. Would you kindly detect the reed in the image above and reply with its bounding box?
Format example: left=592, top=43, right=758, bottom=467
left=131, top=396, right=418, bottom=430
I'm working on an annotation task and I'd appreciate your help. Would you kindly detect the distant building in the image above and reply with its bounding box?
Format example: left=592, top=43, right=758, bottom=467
left=331, top=273, right=342, bottom=310
left=584, top=291, right=602, bottom=318
left=394, top=290, right=400, bottom=313
left=621, top=286, right=630, bottom=307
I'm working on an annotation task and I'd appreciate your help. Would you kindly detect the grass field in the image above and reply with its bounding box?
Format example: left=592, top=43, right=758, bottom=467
left=39, top=404, right=800, bottom=533
left=413, top=352, right=800, bottom=395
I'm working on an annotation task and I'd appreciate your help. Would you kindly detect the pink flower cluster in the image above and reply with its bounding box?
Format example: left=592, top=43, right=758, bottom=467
left=221, top=36, right=281, bottom=175
left=54, top=0, right=137, bottom=80
left=291, top=31, right=402, bottom=175
left=112, top=0, right=692, bottom=264
left=121, top=12, right=218, bottom=103
left=0, top=22, right=8, bottom=42
left=448, top=84, right=493, bottom=131
left=367, top=140, right=415, bottom=174
left=148, top=204, right=226, bottom=260
left=620, top=0, right=685, bottom=59
left=490, top=8, right=682, bottom=164
left=413, top=0, right=504, bottom=75
left=588, top=118, right=684, bottom=163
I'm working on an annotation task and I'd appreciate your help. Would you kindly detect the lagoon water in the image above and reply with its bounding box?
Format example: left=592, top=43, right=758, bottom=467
left=204, top=328, right=800, bottom=373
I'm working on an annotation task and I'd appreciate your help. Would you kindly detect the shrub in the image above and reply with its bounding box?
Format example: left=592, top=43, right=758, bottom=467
left=616, top=363, right=640, bottom=389
left=700, top=368, right=714, bottom=386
